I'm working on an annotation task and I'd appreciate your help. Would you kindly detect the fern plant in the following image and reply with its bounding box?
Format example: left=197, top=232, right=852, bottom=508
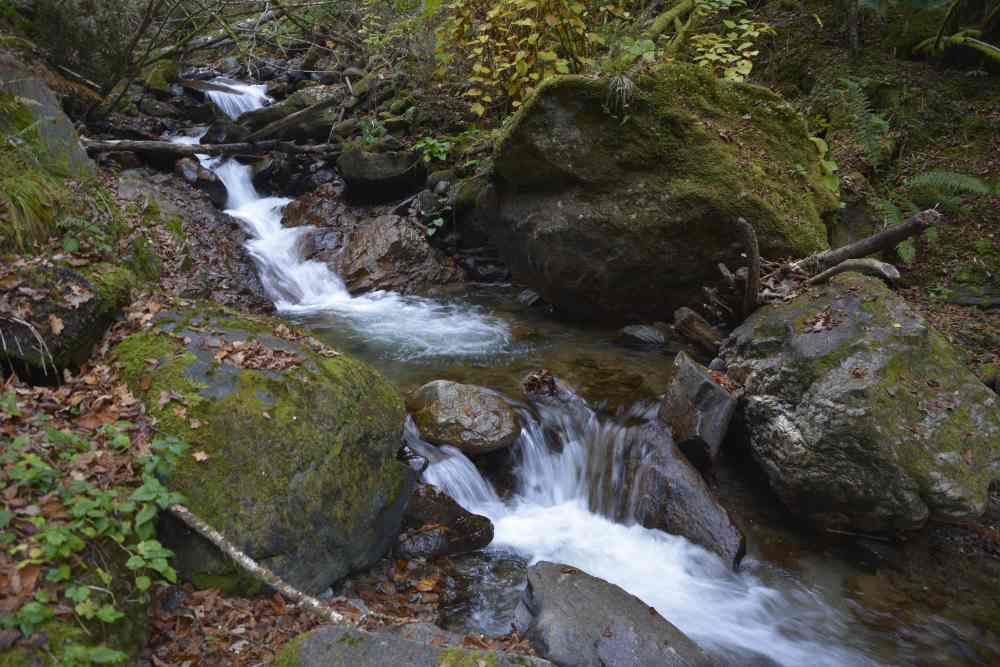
left=872, top=170, right=997, bottom=263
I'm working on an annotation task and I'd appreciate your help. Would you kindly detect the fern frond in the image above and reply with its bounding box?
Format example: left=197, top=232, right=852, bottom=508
left=871, top=196, right=903, bottom=228
left=905, top=170, right=993, bottom=195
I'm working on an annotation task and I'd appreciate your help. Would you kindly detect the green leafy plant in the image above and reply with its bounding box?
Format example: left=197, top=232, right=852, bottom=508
left=690, top=16, right=773, bottom=81
left=414, top=136, right=452, bottom=162
left=360, top=118, right=387, bottom=146
left=810, top=136, right=842, bottom=194
left=425, top=216, right=446, bottom=236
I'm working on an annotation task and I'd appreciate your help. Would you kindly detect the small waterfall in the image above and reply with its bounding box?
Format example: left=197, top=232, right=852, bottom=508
left=204, top=79, right=271, bottom=119
left=416, top=392, right=879, bottom=667
left=182, top=82, right=512, bottom=359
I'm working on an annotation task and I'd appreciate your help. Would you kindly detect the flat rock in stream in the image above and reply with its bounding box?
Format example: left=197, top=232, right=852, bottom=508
left=276, top=625, right=552, bottom=666
left=514, top=562, right=713, bottom=667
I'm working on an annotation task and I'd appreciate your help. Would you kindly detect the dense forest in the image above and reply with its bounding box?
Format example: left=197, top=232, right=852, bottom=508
left=1, top=0, right=999, bottom=665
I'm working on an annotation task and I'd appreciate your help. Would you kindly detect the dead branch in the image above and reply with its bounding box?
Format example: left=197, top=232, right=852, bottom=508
left=168, top=504, right=344, bottom=624
left=736, top=217, right=759, bottom=318
left=789, top=209, right=942, bottom=276
left=806, top=258, right=900, bottom=286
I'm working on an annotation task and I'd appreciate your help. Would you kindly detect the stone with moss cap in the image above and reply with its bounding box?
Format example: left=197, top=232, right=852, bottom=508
left=721, top=273, right=1000, bottom=532
left=272, top=625, right=552, bottom=666
left=1, top=261, right=136, bottom=384
left=112, top=303, right=414, bottom=595
left=490, top=64, right=837, bottom=322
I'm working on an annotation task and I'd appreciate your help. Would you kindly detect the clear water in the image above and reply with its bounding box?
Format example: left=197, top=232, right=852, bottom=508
left=191, top=83, right=1000, bottom=667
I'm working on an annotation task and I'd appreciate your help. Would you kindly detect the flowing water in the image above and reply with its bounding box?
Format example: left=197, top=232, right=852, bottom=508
left=183, top=82, right=999, bottom=666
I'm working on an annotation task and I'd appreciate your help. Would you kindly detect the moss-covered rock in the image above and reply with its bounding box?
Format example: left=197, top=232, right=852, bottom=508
left=721, top=274, right=1000, bottom=532
left=272, top=625, right=552, bottom=666
left=0, top=261, right=136, bottom=383
left=112, top=303, right=414, bottom=594
left=490, top=64, right=837, bottom=322
left=240, top=84, right=346, bottom=139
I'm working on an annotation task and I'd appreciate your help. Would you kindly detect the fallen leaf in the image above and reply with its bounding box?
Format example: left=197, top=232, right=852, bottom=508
left=192, top=451, right=210, bottom=462
left=48, top=314, right=64, bottom=335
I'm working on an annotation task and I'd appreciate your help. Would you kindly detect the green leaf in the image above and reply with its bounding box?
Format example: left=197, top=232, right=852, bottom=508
left=135, top=575, right=152, bottom=592
left=62, top=237, right=81, bottom=253
left=96, top=604, right=125, bottom=623
left=46, top=564, right=71, bottom=582
left=135, top=503, right=157, bottom=529
left=470, top=102, right=486, bottom=117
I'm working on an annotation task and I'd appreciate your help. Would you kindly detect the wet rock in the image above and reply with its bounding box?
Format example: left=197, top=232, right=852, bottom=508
left=514, top=562, right=714, bottom=667
left=490, top=65, right=836, bottom=322
left=394, top=484, right=493, bottom=559
left=275, top=625, right=552, bottom=666
left=337, top=148, right=428, bottom=203
left=674, top=307, right=723, bottom=356
left=116, top=306, right=414, bottom=595
left=138, top=96, right=179, bottom=118
left=628, top=420, right=746, bottom=567
left=721, top=274, right=1000, bottom=532
left=408, top=380, right=522, bottom=456
left=658, top=351, right=735, bottom=471
left=0, top=263, right=135, bottom=384
left=288, top=184, right=462, bottom=294
left=200, top=116, right=248, bottom=144
left=174, top=157, right=227, bottom=207
left=240, top=84, right=346, bottom=140
left=518, top=289, right=543, bottom=307
left=618, top=324, right=670, bottom=348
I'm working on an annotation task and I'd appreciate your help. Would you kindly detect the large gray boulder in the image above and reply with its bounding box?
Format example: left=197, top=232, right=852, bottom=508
left=337, top=148, right=428, bottom=203
left=275, top=625, right=552, bottom=666
left=514, top=562, right=714, bottom=667
left=408, top=380, right=522, bottom=456
left=489, top=64, right=837, bottom=322
left=114, top=305, right=414, bottom=594
left=721, top=273, right=1000, bottom=532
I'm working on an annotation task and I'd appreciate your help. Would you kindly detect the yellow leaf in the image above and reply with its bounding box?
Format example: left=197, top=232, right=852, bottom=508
left=470, top=102, right=487, bottom=117
left=48, top=314, right=64, bottom=336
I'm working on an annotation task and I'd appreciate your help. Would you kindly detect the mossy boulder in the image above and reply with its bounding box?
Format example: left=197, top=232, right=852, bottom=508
left=113, top=304, right=414, bottom=594
left=240, top=84, right=346, bottom=140
left=491, top=64, right=837, bottom=322
left=721, top=274, right=1000, bottom=532
left=1, top=261, right=136, bottom=384
left=272, top=625, right=552, bottom=666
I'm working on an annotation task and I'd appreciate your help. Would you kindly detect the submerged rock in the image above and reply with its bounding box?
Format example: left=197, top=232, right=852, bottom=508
left=408, top=380, right=522, bottom=456
left=0, top=262, right=135, bottom=384
left=114, top=305, right=414, bottom=594
left=490, top=65, right=836, bottom=322
left=336, top=148, right=428, bottom=203
left=659, top=351, right=736, bottom=471
left=394, top=484, right=493, bottom=559
left=275, top=625, right=552, bottom=666
left=722, top=274, right=1000, bottom=532
left=514, top=561, right=713, bottom=667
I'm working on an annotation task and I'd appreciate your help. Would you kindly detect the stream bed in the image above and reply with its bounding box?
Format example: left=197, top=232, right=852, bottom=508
left=183, top=81, right=999, bottom=666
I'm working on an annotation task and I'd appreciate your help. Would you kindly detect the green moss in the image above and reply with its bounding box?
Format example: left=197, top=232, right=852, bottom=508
left=143, top=60, right=180, bottom=92
left=437, top=647, right=500, bottom=667
left=0, top=621, right=84, bottom=667
left=81, top=263, right=137, bottom=309
left=272, top=634, right=306, bottom=667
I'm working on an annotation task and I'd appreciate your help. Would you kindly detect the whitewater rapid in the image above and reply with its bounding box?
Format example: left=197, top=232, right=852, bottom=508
left=409, top=403, right=880, bottom=667
left=179, top=81, right=512, bottom=360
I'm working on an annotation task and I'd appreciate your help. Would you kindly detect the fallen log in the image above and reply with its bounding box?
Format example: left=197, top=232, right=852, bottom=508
left=80, top=137, right=339, bottom=158
left=243, top=93, right=345, bottom=141
left=790, top=209, right=942, bottom=275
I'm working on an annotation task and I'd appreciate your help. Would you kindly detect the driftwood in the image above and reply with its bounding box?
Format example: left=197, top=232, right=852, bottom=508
left=806, top=258, right=900, bottom=286
left=169, top=503, right=345, bottom=624
left=788, top=209, right=942, bottom=276
left=736, top=217, right=760, bottom=318
left=81, top=137, right=339, bottom=158
left=243, top=94, right=344, bottom=141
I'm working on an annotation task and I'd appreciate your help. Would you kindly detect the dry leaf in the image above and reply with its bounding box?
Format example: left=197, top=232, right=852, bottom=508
left=192, top=451, right=210, bottom=462
left=48, top=314, right=64, bottom=336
